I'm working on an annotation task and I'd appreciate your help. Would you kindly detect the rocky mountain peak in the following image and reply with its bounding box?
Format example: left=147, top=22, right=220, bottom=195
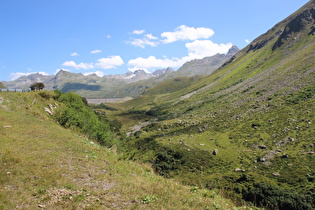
left=152, top=67, right=174, bottom=77
left=227, top=45, right=240, bottom=56
left=273, top=5, right=315, bottom=50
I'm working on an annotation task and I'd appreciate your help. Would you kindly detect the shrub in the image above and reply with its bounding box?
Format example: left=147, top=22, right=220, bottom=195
left=38, top=90, right=53, bottom=99
left=53, top=89, right=62, bottom=100
left=153, top=149, right=183, bottom=177
left=242, top=183, right=313, bottom=210
left=54, top=92, right=117, bottom=147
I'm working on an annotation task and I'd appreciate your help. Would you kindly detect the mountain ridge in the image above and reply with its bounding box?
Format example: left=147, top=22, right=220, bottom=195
left=1, top=46, right=238, bottom=98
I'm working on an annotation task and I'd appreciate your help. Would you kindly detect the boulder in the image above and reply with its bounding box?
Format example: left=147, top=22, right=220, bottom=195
left=234, top=168, right=245, bottom=172
left=44, top=107, right=53, bottom=116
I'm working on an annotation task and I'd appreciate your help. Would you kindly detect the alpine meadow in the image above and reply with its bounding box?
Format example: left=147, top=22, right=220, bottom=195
left=1, top=1, right=315, bottom=209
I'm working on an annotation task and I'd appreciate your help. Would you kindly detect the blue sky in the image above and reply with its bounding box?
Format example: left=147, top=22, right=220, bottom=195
left=0, top=0, right=310, bottom=81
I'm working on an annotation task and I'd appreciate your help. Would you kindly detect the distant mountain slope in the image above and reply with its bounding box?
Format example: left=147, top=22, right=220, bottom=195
left=173, top=45, right=239, bottom=77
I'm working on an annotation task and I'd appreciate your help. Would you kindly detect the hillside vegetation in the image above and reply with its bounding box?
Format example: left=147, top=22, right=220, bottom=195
left=109, top=1, right=315, bottom=209
left=0, top=91, right=241, bottom=209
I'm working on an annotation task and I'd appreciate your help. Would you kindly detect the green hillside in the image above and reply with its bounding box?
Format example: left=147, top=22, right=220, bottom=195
left=0, top=91, right=240, bottom=209
left=110, top=1, right=315, bottom=209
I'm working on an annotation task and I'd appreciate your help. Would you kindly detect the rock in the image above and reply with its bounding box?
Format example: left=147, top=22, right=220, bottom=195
left=258, top=157, right=266, bottom=162
left=44, top=107, right=53, bottom=116
left=48, top=103, right=54, bottom=111
left=3, top=125, right=12, bottom=128
left=272, top=172, right=280, bottom=177
left=288, top=137, right=295, bottom=142
left=212, top=149, right=218, bottom=155
left=258, top=145, right=267, bottom=149
left=234, top=168, right=245, bottom=172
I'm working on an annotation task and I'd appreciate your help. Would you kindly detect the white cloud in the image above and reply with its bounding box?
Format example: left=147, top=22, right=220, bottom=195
left=131, top=29, right=145, bottom=35
left=83, top=71, right=104, bottom=77
left=128, top=56, right=179, bottom=72
left=10, top=72, right=49, bottom=81
left=161, top=25, right=215, bottom=43
left=70, top=52, right=79, bottom=56
left=127, top=40, right=233, bottom=71
left=127, top=38, right=159, bottom=48
left=245, top=39, right=250, bottom=43
left=62, top=61, right=94, bottom=70
left=95, top=56, right=124, bottom=69
left=185, top=40, right=233, bottom=59
left=61, top=55, right=124, bottom=71
left=145, top=33, right=158, bottom=40
left=91, top=49, right=102, bottom=54
left=106, top=35, right=111, bottom=38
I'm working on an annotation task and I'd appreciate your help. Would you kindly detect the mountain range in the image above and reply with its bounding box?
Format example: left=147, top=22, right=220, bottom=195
left=1, top=46, right=239, bottom=98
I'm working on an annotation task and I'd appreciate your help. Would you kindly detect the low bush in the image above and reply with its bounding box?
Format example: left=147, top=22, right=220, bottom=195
left=38, top=90, right=54, bottom=100
left=53, top=92, right=118, bottom=147
left=243, top=182, right=313, bottom=210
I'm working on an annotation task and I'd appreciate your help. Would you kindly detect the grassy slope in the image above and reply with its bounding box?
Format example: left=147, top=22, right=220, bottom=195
left=0, top=92, right=238, bottom=209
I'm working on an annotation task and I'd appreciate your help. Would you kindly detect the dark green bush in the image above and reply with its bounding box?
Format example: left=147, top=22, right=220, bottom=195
left=91, top=103, right=118, bottom=111
left=54, top=92, right=117, bottom=147
left=38, top=90, right=54, bottom=99
left=243, top=182, right=313, bottom=210
left=153, top=149, right=183, bottom=177
left=53, top=89, right=62, bottom=100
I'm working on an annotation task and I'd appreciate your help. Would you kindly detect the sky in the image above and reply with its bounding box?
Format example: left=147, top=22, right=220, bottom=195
left=0, top=0, right=310, bottom=81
